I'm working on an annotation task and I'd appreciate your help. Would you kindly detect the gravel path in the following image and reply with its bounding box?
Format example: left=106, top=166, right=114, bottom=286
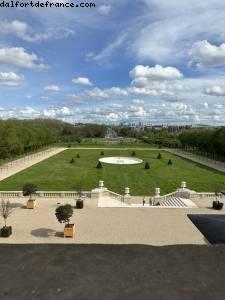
left=168, top=149, right=225, bottom=173
left=0, top=148, right=66, bottom=181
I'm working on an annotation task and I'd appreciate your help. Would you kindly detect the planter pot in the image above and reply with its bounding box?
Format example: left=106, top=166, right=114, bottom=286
left=76, top=199, right=84, bottom=209
left=1, top=226, right=12, bottom=237
left=27, top=199, right=36, bottom=209
left=213, top=201, right=224, bottom=210
left=64, top=224, right=75, bottom=238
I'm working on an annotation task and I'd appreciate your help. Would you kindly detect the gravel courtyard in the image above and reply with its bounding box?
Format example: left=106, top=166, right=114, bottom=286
left=0, top=196, right=223, bottom=245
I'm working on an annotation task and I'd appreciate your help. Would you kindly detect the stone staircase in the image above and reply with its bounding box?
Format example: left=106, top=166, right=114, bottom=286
left=159, top=197, right=196, bottom=208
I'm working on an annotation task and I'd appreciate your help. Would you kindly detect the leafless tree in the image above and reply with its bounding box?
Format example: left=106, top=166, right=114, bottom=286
left=0, top=199, right=13, bottom=227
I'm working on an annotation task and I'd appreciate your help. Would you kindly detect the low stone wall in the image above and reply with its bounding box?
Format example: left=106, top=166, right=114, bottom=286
left=0, top=191, right=92, bottom=198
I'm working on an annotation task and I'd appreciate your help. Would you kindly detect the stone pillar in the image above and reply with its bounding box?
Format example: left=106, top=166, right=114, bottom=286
left=155, top=188, right=160, bottom=197
left=99, top=180, right=104, bottom=188
left=124, top=187, right=131, bottom=204
left=181, top=181, right=187, bottom=189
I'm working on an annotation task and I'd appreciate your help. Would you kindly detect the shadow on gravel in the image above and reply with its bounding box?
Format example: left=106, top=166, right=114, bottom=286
left=31, top=228, right=56, bottom=238
left=11, top=203, right=26, bottom=209
left=188, top=214, right=225, bottom=244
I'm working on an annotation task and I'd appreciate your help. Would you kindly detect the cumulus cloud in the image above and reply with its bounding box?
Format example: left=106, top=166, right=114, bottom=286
left=190, top=40, right=225, bottom=68
left=130, top=65, right=183, bottom=81
left=97, top=4, right=112, bottom=15
left=0, top=71, right=24, bottom=87
left=72, top=77, right=93, bottom=86
left=0, top=20, right=50, bottom=42
left=44, top=85, right=61, bottom=93
left=204, top=85, right=225, bottom=96
left=129, top=65, right=183, bottom=96
left=0, top=47, right=48, bottom=70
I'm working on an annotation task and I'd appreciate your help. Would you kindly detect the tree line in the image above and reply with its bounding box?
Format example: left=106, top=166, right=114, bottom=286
left=179, top=127, right=225, bottom=159
left=0, top=119, right=107, bottom=160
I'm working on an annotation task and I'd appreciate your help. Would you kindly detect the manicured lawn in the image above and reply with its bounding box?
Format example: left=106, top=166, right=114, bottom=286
left=0, top=149, right=224, bottom=195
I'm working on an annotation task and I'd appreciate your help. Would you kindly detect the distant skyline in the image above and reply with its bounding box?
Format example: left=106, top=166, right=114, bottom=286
left=0, top=1, right=225, bottom=124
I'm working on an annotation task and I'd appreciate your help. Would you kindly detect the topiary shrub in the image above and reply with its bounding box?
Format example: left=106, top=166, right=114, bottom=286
left=168, top=159, right=172, bottom=165
left=70, top=158, right=75, bottom=164
left=76, top=199, right=84, bottom=209
left=1, top=226, right=12, bottom=237
left=22, top=183, right=37, bottom=199
left=157, top=153, right=162, bottom=159
left=132, top=151, right=136, bottom=156
left=55, top=204, right=73, bottom=224
left=76, top=153, right=80, bottom=158
left=97, top=161, right=103, bottom=169
left=212, top=200, right=224, bottom=210
left=67, top=144, right=71, bottom=148
left=145, top=162, right=150, bottom=169
left=101, top=151, right=104, bottom=156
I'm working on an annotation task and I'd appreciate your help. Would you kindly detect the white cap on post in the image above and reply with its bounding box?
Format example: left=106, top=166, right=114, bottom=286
left=181, top=181, right=186, bottom=189
left=99, top=180, right=104, bottom=188
left=125, top=187, right=130, bottom=195
left=155, top=188, right=160, bottom=197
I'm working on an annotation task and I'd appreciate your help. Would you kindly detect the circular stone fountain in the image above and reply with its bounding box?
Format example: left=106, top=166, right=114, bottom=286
left=99, top=156, right=143, bottom=165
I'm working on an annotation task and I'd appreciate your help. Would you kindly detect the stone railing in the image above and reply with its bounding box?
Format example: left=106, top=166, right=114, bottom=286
left=155, top=191, right=180, bottom=206
left=107, top=190, right=124, bottom=202
left=190, top=192, right=224, bottom=200
left=0, top=191, right=91, bottom=198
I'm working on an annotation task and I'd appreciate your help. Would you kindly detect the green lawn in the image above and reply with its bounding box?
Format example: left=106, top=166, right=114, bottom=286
left=0, top=149, right=224, bottom=195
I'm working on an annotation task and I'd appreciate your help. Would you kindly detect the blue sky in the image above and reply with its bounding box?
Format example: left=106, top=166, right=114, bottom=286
left=1, top=0, right=225, bottom=124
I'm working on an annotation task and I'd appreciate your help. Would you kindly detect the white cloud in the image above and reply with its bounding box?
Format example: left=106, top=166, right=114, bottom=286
left=0, top=71, right=24, bottom=87
left=0, top=72, right=24, bottom=81
left=44, top=85, right=61, bottom=93
left=97, top=5, right=112, bottom=15
left=130, top=65, right=183, bottom=81
left=204, top=85, right=225, bottom=96
left=132, top=99, right=145, bottom=104
left=72, top=77, right=93, bottom=86
left=87, top=34, right=126, bottom=62
left=190, top=40, right=225, bottom=68
left=131, top=1, right=225, bottom=64
left=0, top=47, right=48, bottom=70
left=0, top=20, right=74, bottom=42
left=41, top=96, right=50, bottom=100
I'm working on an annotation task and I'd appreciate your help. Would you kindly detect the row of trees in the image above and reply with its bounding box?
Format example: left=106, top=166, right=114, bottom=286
left=0, top=120, right=54, bottom=159
left=179, top=127, right=225, bottom=159
left=0, top=119, right=107, bottom=160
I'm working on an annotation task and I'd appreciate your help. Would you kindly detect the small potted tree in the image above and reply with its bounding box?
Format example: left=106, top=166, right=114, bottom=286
left=55, top=204, right=74, bottom=237
left=23, top=183, right=37, bottom=209
left=0, top=200, right=13, bottom=237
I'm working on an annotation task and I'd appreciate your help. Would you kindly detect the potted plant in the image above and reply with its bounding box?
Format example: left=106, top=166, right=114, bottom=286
left=0, top=200, right=13, bottom=237
left=23, top=183, right=37, bottom=209
left=97, top=161, right=103, bottom=169
left=55, top=204, right=74, bottom=237
left=212, top=200, right=224, bottom=210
